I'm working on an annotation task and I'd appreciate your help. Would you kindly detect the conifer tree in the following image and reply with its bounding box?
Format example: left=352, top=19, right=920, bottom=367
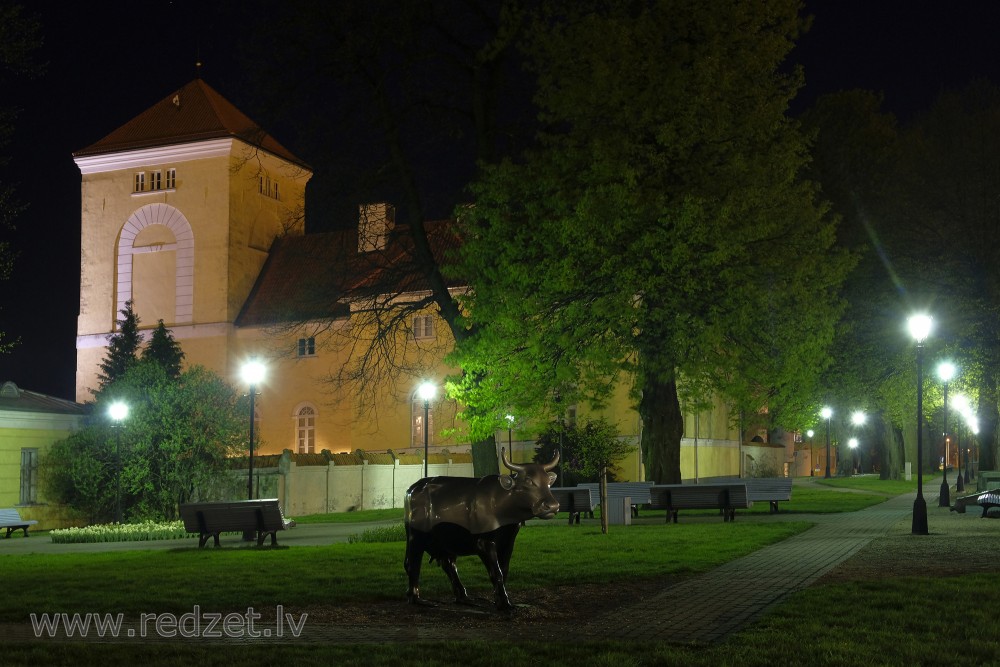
left=142, top=319, right=184, bottom=378
left=97, top=300, right=142, bottom=390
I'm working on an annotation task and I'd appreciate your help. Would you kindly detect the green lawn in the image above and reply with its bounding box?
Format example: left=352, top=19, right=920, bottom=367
left=7, top=478, right=994, bottom=666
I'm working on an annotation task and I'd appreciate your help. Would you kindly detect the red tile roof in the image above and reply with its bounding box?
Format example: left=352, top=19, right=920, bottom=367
left=73, top=78, right=309, bottom=170
left=236, top=220, right=464, bottom=327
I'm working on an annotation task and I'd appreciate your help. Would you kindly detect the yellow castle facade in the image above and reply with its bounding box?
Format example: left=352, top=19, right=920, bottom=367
left=72, top=79, right=781, bottom=481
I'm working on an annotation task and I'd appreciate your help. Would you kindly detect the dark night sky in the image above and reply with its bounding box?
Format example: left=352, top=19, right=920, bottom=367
left=2, top=1, right=1000, bottom=401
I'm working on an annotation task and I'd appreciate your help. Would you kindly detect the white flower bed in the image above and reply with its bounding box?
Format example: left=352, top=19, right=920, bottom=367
left=50, top=520, right=195, bottom=544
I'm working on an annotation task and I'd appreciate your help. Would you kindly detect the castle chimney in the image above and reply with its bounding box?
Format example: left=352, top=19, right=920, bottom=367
left=358, top=203, right=395, bottom=253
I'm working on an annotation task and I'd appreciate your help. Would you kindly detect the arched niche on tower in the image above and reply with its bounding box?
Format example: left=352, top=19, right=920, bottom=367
left=115, top=203, right=194, bottom=327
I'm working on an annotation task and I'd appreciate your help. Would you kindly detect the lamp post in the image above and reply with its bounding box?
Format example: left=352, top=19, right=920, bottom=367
left=109, top=401, right=129, bottom=524
left=241, top=360, right=266, bottom=502
left=418, top=381, right=436, bottom=478
left=908, top=314, right=932, bottom=535
left=505, top=414, right=515, bottom=465
left=821, top=407, right=833, bottom=478
left=807, top=429, right=815, bottom=477
left=937, top=361, right=955, bottom=506
left=968, top=417, right=979, bottom=482
left=851, top=411, right=866, bottom=474
left=848, top=437, right=859, bottom=475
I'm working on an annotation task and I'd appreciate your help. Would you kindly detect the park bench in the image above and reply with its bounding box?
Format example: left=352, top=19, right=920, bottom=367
left=548, top=487, right=598, bottom=524
left=716, top=477, right=793, bottom=513
left=951, top=490, right=1000, bottom=518
left=649, top=483, right=751, bottom=523
left=1, top=508, right=38, bottom=538
left=978, top=491, right=1000, bottom=517
left=578, top=481, right=655, bottom=517
left=179, top=499, right=295, bottom=547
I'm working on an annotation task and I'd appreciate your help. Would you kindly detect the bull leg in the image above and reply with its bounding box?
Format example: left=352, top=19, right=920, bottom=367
left=438, top=556, right=473, bottom=604
left=477, top=542, right=514, bottom=613
left=404, top=529, right=430, bottom=605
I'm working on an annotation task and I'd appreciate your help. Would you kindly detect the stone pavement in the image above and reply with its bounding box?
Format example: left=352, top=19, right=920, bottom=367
left=585, top=481, right=923, bottom=644
left=2, top=480, right=964, bottom=645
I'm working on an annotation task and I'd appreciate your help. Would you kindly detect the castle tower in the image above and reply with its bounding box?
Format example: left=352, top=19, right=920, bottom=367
left=72, top=79, right=312, bottom=401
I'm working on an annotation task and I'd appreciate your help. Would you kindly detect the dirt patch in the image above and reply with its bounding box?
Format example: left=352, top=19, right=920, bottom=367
left=817, top=505, right=1000, bottom=584
left=298, top=576, right=677, bottom=631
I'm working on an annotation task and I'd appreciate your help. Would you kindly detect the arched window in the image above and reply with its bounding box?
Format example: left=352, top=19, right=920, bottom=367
left=294, top=404, right=316, bottom=454
left=411, top=393, right=434, bottom=448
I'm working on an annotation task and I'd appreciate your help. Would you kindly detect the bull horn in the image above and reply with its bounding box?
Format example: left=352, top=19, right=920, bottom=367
left=543, top=449, right=560, bottom=472
left=501, top=448, right=525, bottom=474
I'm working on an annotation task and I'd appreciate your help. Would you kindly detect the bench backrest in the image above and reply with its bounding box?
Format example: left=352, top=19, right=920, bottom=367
left=179, top=499, right=286, bottom=533
left=714, top=477, right=792, bottom=502
left=549, top=487, right=597, bottom=512
left=649, top=483, right=751, bottom=510
left=0, top=508, right=27, bottom=524
left=577, top=481, right=654, bottom=505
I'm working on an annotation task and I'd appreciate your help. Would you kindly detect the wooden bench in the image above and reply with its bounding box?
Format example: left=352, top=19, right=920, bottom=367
left=578, top=481, right=655, bottom=517
left=649, top=483, right=751, bottom=523
left=716, top=477, right=793, bottom=513
left=549, top=487, right=598, bottom=524
left=1, top=508, right=38, bottom=538
left=179, top=499, right=295, bottom=547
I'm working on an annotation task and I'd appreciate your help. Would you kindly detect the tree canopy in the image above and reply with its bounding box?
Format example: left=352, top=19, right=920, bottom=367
left=450, top=0, right=853, bottom=482
left=142, top=319, right=185, bottom=379
left=97, top=299, right=142, bottom=391
left=0, top=2, right=42, bottom=353
left=44, top=361, right=248, bottom=522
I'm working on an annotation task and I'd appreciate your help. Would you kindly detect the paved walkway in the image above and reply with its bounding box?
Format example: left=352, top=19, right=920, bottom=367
left=588, top=483, right=920, bottom=643
left=1, top=480, right=958, bottom=645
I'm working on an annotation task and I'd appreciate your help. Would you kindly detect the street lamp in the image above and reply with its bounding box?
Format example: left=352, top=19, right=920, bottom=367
left=908, top=313, right=932, bottom=535
left=821, top=407, right=833, bottom=478
left=241, top=360, right=266, bottom=502
left=937, top=361, right=956, bottom=506
left=807, top=429, right=815, bottom=477
left=109, top=401, right=129, bottom=524
left=418, top=381, right=436, bottom=478
left=848, top=437, right=859, bottom=475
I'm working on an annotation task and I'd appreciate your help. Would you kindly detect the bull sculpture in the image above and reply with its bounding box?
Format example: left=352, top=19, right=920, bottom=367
left=403, top=447, right=560, bottom=613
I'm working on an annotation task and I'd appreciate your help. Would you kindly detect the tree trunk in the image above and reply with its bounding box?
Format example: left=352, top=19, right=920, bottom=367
left=639, top=374, right=684, bottom=484
left=471, top=437, right=500, bottom=477
left=978, top=374, right=998, bottom=472
left=599, top=466, right=609, bottom=535
left=879, top=418, right=904, bottom=480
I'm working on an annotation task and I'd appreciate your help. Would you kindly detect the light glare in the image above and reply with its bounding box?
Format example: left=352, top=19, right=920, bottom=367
left=907, top=314, right=933, bottom=343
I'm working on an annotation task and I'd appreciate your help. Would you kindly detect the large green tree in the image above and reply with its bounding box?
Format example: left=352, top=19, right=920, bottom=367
left=885, top=79, right=1000, bottom=471
left=0, top=2, right=42, bottom=353
left=800, top=90, right=915, bottom=479
left=44, top=361, right=248, bottom=522
left=450, top=0, right=853, bottom=483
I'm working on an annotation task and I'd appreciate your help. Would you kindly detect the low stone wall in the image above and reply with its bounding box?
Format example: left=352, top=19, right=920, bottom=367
left=220, top=449, right=475, bottom=518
